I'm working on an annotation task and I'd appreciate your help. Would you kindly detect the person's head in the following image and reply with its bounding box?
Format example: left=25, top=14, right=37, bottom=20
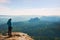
left=9, top=18, right=12, bottom=21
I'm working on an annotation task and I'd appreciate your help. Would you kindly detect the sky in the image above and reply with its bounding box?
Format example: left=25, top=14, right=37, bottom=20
left=0, top=0, right=60, bottom=16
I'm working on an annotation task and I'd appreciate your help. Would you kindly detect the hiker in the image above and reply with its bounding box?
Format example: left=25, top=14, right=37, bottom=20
left=7, top=18, right=12, bottom=37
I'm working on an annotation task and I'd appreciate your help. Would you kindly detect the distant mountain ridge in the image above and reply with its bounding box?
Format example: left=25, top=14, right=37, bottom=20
left=0, top=15, right=60, bottom=25
left=40, top=16, right=60, bottom=22
left=29, top=17, right=40, bottom=22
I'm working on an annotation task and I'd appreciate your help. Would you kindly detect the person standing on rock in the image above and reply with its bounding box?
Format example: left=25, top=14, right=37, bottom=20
left=7, top=18, right=12, bottom=37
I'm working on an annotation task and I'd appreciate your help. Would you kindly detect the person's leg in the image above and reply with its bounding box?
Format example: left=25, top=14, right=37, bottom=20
left=8, top=28, right=10, bottom=36
left=8, top=27, right=12, bottom=37
left=9, top=27, right=12, bottom=37
left=10, top=31, right=12, bottom=37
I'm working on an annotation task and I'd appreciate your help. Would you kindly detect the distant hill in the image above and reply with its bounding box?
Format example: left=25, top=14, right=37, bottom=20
left=0, top=15, right=60, bottom=25
left=0, top=18, right=8, bottom=25
left=40, top=16, right=60, bottom=22
left=29, top=17, right=40, bottom=22
left=0, top=15, right=34, bottom=25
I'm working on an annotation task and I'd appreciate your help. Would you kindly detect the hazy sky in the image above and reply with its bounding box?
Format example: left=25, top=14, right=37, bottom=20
left=0, top=0, right=60, bottom=16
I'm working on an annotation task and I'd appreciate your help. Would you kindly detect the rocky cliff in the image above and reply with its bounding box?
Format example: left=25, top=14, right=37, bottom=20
left=0, top=32, right=34, bottom=40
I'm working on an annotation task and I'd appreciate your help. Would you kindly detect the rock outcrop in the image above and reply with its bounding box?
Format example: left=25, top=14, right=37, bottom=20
left=0, top=32, right=34, bottom=40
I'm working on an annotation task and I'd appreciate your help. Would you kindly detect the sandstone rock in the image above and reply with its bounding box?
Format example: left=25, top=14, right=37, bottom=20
left=0, top=32, right=34, bottom=40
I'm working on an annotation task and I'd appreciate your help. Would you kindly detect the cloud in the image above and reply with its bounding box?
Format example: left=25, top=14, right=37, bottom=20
left=0, top=6, right=60, bottom=16
left=0, top=0, right=10, bottom=3
left=0, top=6, right=10, bottom=13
